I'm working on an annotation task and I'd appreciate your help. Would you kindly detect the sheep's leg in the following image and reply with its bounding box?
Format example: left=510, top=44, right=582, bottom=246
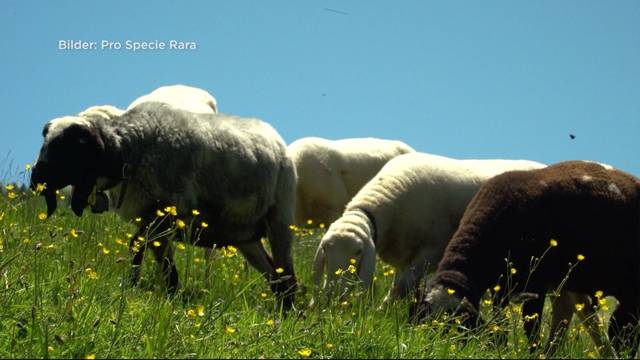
left=237, top=242, right=275, bottom=283
left=569, top=293, right=617, bottom=359
left=129, top=229, right=146, bottom=286
left=149, top=238, right=180, bottom=294
left=265, top=164, right=298, bottom=310
left=203, top=247, right=215, bottom=288
left=521, top=293, right=545, bottom=351
left=265, top=214, right=298, bottom=309
left=608, top=298, right=639, bottom=358
left=385, top=253, right=434, bottom=304
left=544, top=291, right=575, bottom=356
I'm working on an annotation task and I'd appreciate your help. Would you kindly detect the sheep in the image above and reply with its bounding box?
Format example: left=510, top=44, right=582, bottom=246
left=127, top=84, right=218, bottom=114
left=78, top=105, right=125, bottom=120
left=30, top=102, right=298, bottom=308
left=410, top=161, right=639, bottom=357
left=287, top=137, right=414, bottom=226
left=312, top=152, right=545, bottom=305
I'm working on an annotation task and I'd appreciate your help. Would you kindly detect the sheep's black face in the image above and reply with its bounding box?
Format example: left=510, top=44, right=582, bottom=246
left=30, top=117, right=104, bottom=217
left=409, top=283, right=479, bottom=329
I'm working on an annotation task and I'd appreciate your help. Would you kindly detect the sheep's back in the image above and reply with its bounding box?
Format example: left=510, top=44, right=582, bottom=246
left=110, top=104, right=287, bottom=234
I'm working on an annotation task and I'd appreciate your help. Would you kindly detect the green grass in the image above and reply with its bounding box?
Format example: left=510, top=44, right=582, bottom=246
left=0, top=188, right=635, bottom=359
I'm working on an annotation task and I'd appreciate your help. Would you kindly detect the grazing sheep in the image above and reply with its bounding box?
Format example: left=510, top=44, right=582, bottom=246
left=30, top=102, right=298, bottom=307
left=312, top=152, right=545, bottom=304
left=410, top=161, right=639, bottom=357
left=287, top=137, right=414, bottom=226
left=127, top=84, right=218, bottom=114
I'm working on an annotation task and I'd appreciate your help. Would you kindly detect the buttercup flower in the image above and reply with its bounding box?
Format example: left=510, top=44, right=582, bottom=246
left=297, top=348, right=312, bottom=357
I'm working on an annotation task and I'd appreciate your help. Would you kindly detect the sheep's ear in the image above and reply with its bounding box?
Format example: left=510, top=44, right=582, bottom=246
left=511, top=292, right=540, bottom=304
left=64, top=123, right=104, bottom=152
left=457, top=296, right=480, bottom=327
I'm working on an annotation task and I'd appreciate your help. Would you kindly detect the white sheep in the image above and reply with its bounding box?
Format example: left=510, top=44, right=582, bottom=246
left=127, top=84, right=218, bottom=114
left=287, top=137, right=414, bottom=226
left=312, top=152, right=546, bottom=303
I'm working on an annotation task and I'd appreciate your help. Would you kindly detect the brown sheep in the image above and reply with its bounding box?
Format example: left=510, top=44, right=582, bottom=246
left=411, top=161, right=639, bottom=357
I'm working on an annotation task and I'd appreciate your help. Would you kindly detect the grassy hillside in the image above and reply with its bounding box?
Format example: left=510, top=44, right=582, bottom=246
left=0, top=185, right=633, bottom=358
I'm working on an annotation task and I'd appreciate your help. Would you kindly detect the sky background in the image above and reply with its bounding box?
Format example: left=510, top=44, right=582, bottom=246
left=1, top=1, right=638, bottom=183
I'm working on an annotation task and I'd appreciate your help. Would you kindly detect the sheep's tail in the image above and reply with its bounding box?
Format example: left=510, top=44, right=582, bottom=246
left=312, top=245, right=326, bottom=288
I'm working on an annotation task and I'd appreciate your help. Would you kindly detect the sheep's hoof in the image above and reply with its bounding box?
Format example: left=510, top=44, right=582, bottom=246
left=129, top=267, right=141, bottom=287
left=272, top=279, right=298, bottom=311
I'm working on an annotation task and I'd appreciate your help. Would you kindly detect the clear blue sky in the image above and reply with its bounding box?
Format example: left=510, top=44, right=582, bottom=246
left=2, top=1, right=638, bottom=183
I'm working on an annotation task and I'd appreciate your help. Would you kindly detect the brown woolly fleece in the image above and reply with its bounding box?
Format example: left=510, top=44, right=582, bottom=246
left=419, top=161, right=640, bottom=353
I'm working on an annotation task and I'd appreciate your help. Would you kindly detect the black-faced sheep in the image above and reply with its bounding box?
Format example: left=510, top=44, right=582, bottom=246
left=411, top=161, right=639, bottom=357
left=30, top=102, right=298, bottom=307
left=287, top=137, right=414, bottom=226
left=312, top=152, right=545, bottom=304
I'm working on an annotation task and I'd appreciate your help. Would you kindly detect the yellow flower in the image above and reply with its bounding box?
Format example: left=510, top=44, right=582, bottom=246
left=38, top=212, right=47, bottom=220
left=135, top=217, right=142, bottom=223
left=340, top=300, right=348, bottom=307
left=201, top=221, right=209, bottom=228
left=58, top=194, right=65, bottom=200
left=7, top=192, right=16, bottom=199
left=197, top=304, right=205, bottom=317
left=260, top=292, right=268, bottom=299
left=102, top=247, right=110, bottom=255
left=275, top=267, right=284, bottom=274
left=163, top=206, right=177, bottom=216
left=47, top=346, right=54, bottom=353
left=70, top=228, right=79, bottom=238
left=192, top=209, right=200, bottom=216
left=510, top=268, right=517, bottom=275
left=447, top=288, right=456, bottom=295
left=35, top=183, right=47, bottom=193
left=347, top=264, right=357, bottom=274
left=549, top=239, right=558, bottom=247
left=577, top=254, right=585, bottom=261
left=175, top=219, right=186, bottom=229
left=176, top=243, right=186, bottom=251
left=224, top=245, right=237, bottom=257
left=5, top=184, right=14, bottom=191
left=225, top=326, right=236, bottom=334
left=493, top=285, right=501, bottom=292
left=25, top=163, right=31, bottom=171
left=483, top=299, right=492, bottom=306
left=598, top=298, right=608, bottom=306
left=153, top=241, right=161, bottom=247
left=335, top=268, right=344, bottom=276
left=575, top=303, right=585, bottom=311
left=319, top=223, right=325, bottom=229
left=85, top=268, right=98, bottom=280
left=306, top=219, right=313, bottom=225
left=266, top=319, right=274, bottom=326
left=325, top=343, right=333, bottom=349
left=85, top=354, right=96, bottom=360
left=595, top=290, right=604, bottom=299
left=297, top=348, right=312, bottom=357
left=349, top=258, right=357, bottom=265
left=187, top=309, right=196, bottom=319
left=156, top=209, right=165, bottom=217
